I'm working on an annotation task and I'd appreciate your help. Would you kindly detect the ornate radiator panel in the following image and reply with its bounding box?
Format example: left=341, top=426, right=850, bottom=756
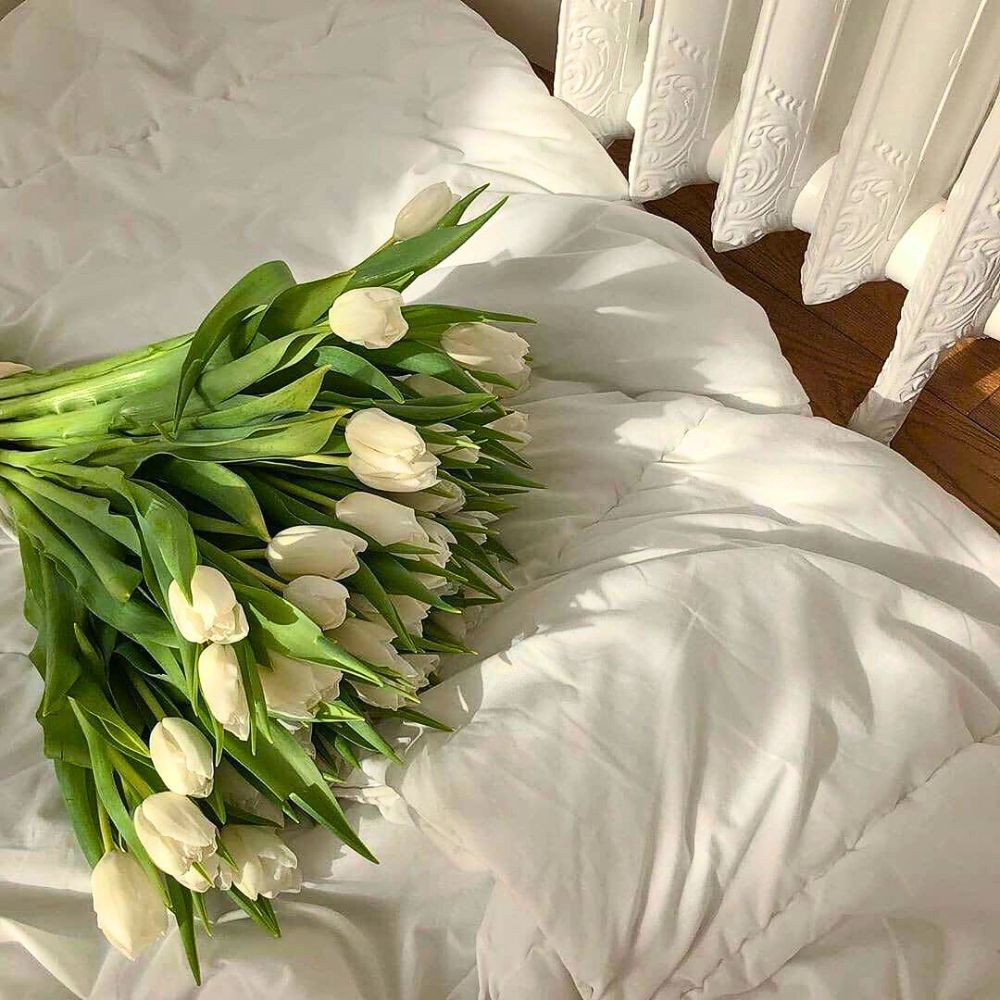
left=627, top=0, right=762, bottom=201
left=555, top=0, right=1000, bottom=443
left=800, top=0, right=1000, bottom=305
left=553, top=0, right=648, bottom=142
left=710, top=0, right=886, bottom=251
left=850, top=100, right=1000, bottom=441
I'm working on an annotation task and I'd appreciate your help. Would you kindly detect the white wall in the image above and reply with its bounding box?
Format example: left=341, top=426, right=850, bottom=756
left=465, top=0, right=561, bottom=70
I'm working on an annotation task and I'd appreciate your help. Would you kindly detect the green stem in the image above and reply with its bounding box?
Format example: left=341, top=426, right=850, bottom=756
left=132, top=674, right=166, bottom=722
left=257, top=473, right=338, bottom=512
left=97, top=799, right=116, bottom=853
left=108, top=748, right=156, bottom=798
left=0, top=332, right=191, bottom=402
left=227, top=548, right=268, bottom=560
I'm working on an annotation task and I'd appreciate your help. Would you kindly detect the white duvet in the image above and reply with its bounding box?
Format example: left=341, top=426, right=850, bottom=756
left=2, top=2, right=999, bottom=998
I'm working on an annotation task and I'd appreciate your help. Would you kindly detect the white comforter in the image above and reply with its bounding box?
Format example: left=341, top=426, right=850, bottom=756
left=2, top=2, right=999, bottom=998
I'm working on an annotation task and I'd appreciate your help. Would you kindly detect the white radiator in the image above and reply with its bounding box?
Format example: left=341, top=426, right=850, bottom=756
left=554, top=0, right=1000, bottom=443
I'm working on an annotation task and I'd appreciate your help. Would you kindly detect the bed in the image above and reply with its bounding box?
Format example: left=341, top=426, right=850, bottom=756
left=1, top=1, right=999, bottom=997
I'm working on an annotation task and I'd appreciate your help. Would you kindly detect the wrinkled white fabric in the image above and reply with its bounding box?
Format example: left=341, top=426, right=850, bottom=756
left=2, top=1, right=999, bottom=999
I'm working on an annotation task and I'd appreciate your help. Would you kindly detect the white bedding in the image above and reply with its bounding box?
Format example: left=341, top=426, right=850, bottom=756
left=2, top=2, right=999, bottom=998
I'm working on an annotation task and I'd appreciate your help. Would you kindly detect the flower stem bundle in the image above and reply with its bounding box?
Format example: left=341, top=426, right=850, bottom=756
left=1, top=185, right=537, bottom=980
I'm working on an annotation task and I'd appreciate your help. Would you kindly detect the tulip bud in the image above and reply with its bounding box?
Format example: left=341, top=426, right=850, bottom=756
left=198, top=643, right=250, bottom=740
left=259, top=651, right=341, bottom=719
left=491, top=368, right=530, bottom=399
left=133, top=792, right=217, bottom=884
left=266, top=524, right=367, bottom=581
left=91, top=849, right=168, bottom=960
left=328, top=287, right=408, bottom=349
left=149, top=718, right=214, bottom=797
left=392, top=181, right=457, bottom=241
left=345, top=409, right=440, bottom=493
left=404, top=653, right=439, bottom=689
left=167, top=565, right=248, bottom=645
left=405, top=373, right=463, bottom=397
left=219, top=825, right=301, bottom=900
left=441, top=322, right=530, bottom=377
left=335, top=491, right=430, bottom=548
left=0, top=361, right=31, bottom=379
left=351, top=592, right=429, bottom=632
left=329, top=618, right=412, bottom=675
left=175, top=851, right=228, bottom=893
left=486, top=410, right=530, bottom=448
left=393, top=479, right=466, bottom=514
left=215, top=761, right=284, bottom=825
left=282, top=575, right=349, bottom=630
left=419, top=517, right=455, bottom=568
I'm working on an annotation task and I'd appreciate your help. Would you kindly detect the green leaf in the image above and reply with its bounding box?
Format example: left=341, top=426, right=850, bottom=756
left=72, top=708, right=167, bottom=901
left=197, top=328, right=330, bottom=408
left=70, top=673, right=152, bottom=759
left=383, top=706, right=453, bottom=733
left=26, top=491, right=142, bottom=603
left=231, top=581, right=387, bottom=685
left=256, top=271, right=354, bottom=339
left=54, top=760, right=104, bottom=867
left=174, top=261, right=294, bottom=428
left=2, top=484, right=178, bottom=646
left=184, top=367, right=328, bottom=432
left=348, top=195, right=507, bottom=291
left=349, top=560, right=417, bottom=651
left=220, top=718, right=376, bottom=862
left=128, top=481, right=198, bottom=603
left=226, top=888, right=281, bottom=937
left=154, top=459, right=269, bottom=540
left=165, top=879, right=202, bottom=984
left=364, top=552, right=458, bottom=612
left=3, top=467, right=140, bottom=553
left=402, top=304, right=534, bottom=328
left=352, top=340, right=485, bottom=395
left=315, top=346, right=404, bottom=402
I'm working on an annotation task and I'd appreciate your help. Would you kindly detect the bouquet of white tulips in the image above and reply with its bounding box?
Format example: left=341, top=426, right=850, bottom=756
left=0, top=184, right=537, bottom=980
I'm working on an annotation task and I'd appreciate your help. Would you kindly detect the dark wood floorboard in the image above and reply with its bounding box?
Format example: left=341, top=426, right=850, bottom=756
left=531, top=64, right=999, bottom=529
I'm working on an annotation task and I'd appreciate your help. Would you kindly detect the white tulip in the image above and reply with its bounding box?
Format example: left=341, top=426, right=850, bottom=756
left=167, top=565, right=248, bottom=645
left=198, top=643, right=250, bottom=740
left=91, top=850, right=167, bottom=960
left=351, top=592, right=429, bottom=632
left=345, top=409, right=439, bottom=493
left=215, top=761, right=284, bottom=825
left=405, top=373, right=463, bottom=397
left=335, top=491, right=430, bottom=548
left=329, top=618, right=413, bottom=676
left=0, top=361, right=31, bottom=379
left=267, top=525, right=367, bottom=581
left=220, top=825, right=301, bottom=900
left=392, top=181, right=457, bottom=241
left=441, top=322, right=530, bottom=376
left=133, top=792, right=217, bottom=885
left=431, top=608, right=468, bottom=640
left=282, top=575, right=349, bottom=630
left=289, top=723, right=317, bottom=758
left=149, top=718, right=214, bottom=798
left=175, top=851, right=228, bottom=893
left=448, top=511, right=490, bottom=545
left=404, top=653, right=439, bottom=690
left=259, top=651, right=341, bottom=719
left=492, top=368, right=530, bottom=399
left=328, top=287, right=408, bottom=349
left=419, top=517, right=456, bottom=568
left=393, top=479, right=466, bottom=514
left=486, top=410, right=530, bottom=447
